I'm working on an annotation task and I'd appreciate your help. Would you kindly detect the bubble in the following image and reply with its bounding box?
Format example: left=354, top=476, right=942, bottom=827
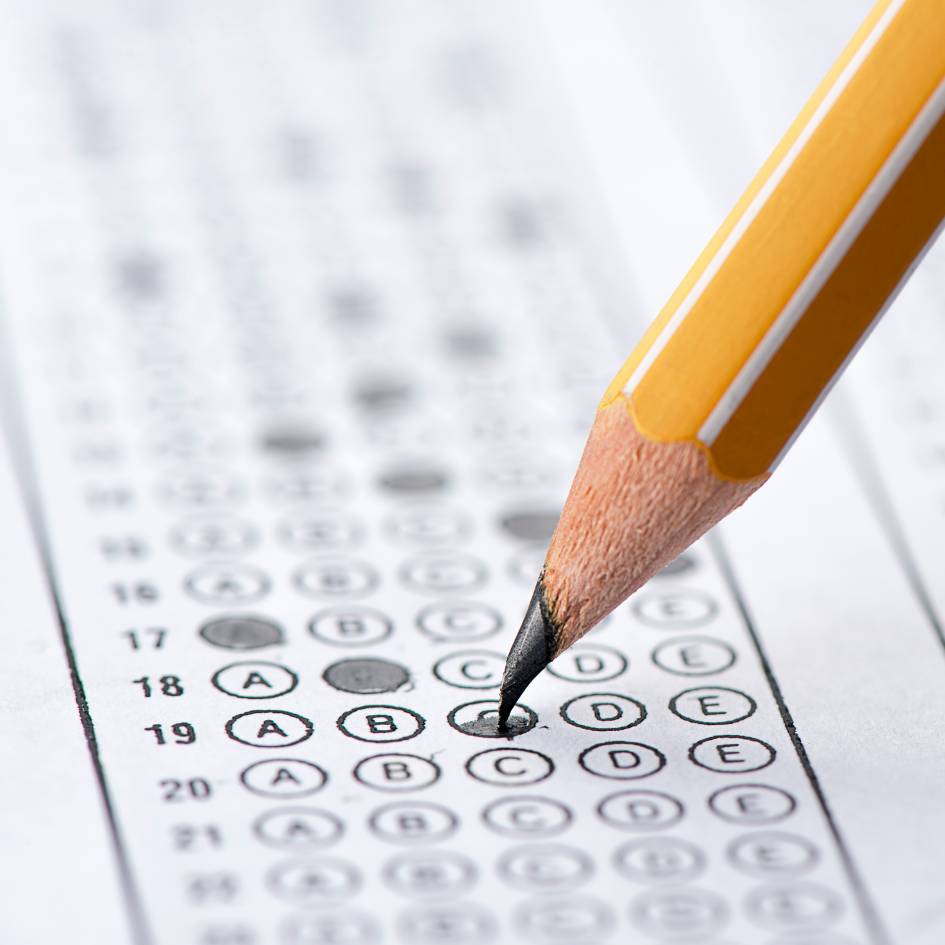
left=323, top=658, right=410, bottom=694
left=499, top=510, right=558, bottom=542
left=352, top=377, right=412, bottom=412
left=447, top=700, right=537, bottom=739
left=199, top=616, right=284, bottom=650
left=259, top=426, right=326, bottom=454
left=443, top=325, right=496, bottom=359
left=329, top=286, right=379, bottom=324
left=378, top=466, right=449, bottom=494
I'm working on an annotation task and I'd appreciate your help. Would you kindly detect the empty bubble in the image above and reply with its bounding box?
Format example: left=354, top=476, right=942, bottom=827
left=199, top=616, right=284, bottom=650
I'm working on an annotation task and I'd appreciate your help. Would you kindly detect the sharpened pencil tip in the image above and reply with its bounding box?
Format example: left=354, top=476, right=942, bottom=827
left=498, top=577, right=556, bottom=728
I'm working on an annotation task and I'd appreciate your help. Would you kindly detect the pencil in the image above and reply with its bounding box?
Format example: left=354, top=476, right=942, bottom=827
left=498, top=0, right=945, bottom=724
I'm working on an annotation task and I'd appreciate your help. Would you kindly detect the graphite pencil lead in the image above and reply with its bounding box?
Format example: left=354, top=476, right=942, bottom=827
left=497, top=577, right=556, bottom=728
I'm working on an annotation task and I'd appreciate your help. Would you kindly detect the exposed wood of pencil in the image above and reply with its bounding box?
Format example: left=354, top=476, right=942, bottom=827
left=542, top=396, right=767, bottom=653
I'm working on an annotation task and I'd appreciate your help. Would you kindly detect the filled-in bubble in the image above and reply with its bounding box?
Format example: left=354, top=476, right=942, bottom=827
left=499, top=510, right=559, bottom=542
left=378, top=466, right=449, bottom=494
left=199, top=615, right=284, bottom=650
left=258, top=426, right=326, bottom=455
left=323, top=657, right=410, bottom=694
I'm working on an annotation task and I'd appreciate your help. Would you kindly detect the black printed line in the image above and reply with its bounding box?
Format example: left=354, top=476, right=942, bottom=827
left=0, top=317, right=154, bottom=945
left=710, top=530, right=893, bottom=945
left=30, top=536, right=154, bottom=945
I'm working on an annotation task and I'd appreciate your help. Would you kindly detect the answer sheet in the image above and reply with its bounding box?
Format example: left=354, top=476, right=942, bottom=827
left=0, top=2, right=942, bottom=945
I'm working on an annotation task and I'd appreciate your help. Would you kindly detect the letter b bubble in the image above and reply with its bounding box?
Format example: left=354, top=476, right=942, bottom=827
left=337, top=705, right=425, bottom=743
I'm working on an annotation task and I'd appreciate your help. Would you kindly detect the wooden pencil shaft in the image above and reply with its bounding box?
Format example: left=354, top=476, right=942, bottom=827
left=535, top=0, right=945, bottom=653
left=602, top=0, right=945, bottom=481
left=543, top=400, right=763, bottom=649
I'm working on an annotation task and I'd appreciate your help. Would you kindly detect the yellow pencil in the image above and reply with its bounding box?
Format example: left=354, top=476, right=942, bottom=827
left=498, top=0, right=945, bottom=722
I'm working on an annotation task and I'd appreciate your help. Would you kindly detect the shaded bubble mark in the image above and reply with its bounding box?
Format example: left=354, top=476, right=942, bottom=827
left=258, top=426, right=326, bottom=455
left=378, top=466, right=449, bottom=494
left=277, top=128, right=321, bottom=183
left=116, top=250, right=165, bottom=299
left=448, top=700, right=537, bottom=739
left=499, top=509, right=559, bottom=542
left=352, top=377, right=412, bottom=413
left=329, top=285, right=379, bottom=325
left=323, top=657, right=411, bottom=694
left=199, top=615, right=285, bottom=650
left=442, top=325, right=496, bottom=360
left=499, top=199, right=547, bottom=248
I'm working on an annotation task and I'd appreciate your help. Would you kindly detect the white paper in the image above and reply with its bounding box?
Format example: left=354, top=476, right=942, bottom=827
left=0, top=2, right=936, bottom=944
